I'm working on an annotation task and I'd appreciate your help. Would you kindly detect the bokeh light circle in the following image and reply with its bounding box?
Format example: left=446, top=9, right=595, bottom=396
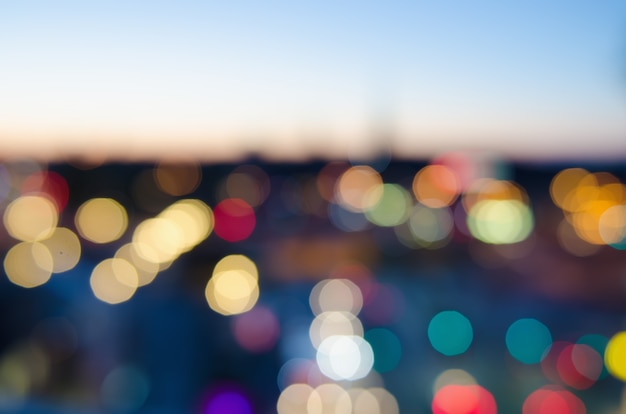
left=605, top=331, right=626, bottom=381
left=558, top=343, right=602, bottom=389
left=213, top=198, right=256, bottom=242
left=550, top=168, right=590, bottom=210
left=75, top=198, right=128, bottom=244
left=277, top=383, right=314, bottom=414
left=428, top=311, right=473, bottom=356
left=599, top=204, right=626, bottom=246
left=153, top=162, right=201, bottom=196
left=90, top=258, right=138, bottom=304
left=3, top=242, right=53, bottom=288
left=577, top=334, right=609, bottom=379
left=232, top=305, right=280, bottom=353
left=40, top=227, right=81, bottom=273
left=412, top=164, right=460, bottom=208
left=222, top=165, right=271, bottom=208
left=506, top=318, right=552, bottom=364
left=203, top=386, right=253, bottom=414
left=467, top=199, right=533, bottom=244
left=335, top=165, right=383, bottom=212
left=309, top=311, right=363, bottom=349
left=213, top=254, right=258, bottom=280
left=365, top=328, right=402, bottom=373
left=158, top=199, right=214, bottom=251
left=365, top=184, right=411, bottom=227
left=309, top=278, right=363, bottom=316
left=206, top=255, right=260, bottom=316
left=433, top=369, right=477, bottom=396
left=316, top=335, right=374, bottom=381
left=4, top=195, right=58, bottom=241
left=522, top=386, right=585, bottom=414
left=132, top=217, right=184, bottom=264
left=432, top=384, right=496, bottom=414
left=308, top=383, right=352, bottom=414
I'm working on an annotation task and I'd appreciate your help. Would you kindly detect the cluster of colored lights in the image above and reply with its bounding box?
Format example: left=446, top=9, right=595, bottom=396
left=322, top=155, right=534, bottom=248
left=274, top=301, right=615, bottom=413
left=309, top=279, right=374, bottom=381
left=551, top=168, right=626, bottom=254
left=0, top=160, right=260, bottom=306
left=424, top=310, right=626, bottom=413
left=278, top=383, right=398, bottom=414
left=273, top=270, right=405, bottom=413
left=1, top=156, right=626, bottom=412
left=92, top=198, right=214, bottom=304
left=3, top=191, right=79, bottom=288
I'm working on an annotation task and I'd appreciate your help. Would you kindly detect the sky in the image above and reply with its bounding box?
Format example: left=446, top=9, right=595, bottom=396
left=0, top=1, right=625, bottom=161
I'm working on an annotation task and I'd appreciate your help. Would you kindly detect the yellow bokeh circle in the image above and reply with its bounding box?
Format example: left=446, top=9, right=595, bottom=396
left=605, top=331, right=626, bottom=381
left=3, top=196, right=58, bottom=242
left=75, top=198, right=128, bottom=244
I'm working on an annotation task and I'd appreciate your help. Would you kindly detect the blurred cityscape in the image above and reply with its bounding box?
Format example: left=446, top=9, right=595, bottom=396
left=2, top=1, right=626, bottom=412
left=0, top=154, right=626, bottom=413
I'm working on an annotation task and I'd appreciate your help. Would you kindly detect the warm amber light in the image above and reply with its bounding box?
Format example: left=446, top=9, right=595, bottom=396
left=40, top=227, right=81, bottom=273
left=412, top=165, right=460, bottom=208
left=90, top=258, right=138, bottom=304
left=205, top=270, right=259, bottom=315
left=205, top=254, right=260, bottom=315
left=114, top=243, right=160, bottom=287
left=4, top=242, right=53, bottom=288
left=153, top=162, right=202, bottom=196
left=3, top=195, right=58, bottom=242
left=336, top=166, right=383, bottom=212
left=75, top=198, right=128, bottom=244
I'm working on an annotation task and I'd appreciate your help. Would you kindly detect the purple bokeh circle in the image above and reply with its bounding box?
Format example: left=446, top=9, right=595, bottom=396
left=204, top=389, right=253, bottom=414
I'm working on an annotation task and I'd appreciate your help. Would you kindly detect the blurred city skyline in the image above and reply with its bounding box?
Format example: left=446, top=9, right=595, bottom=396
left=1, top=0, right=625, bottom=161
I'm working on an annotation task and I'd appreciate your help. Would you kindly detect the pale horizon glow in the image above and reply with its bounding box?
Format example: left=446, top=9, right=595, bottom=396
left=1, top=1, right=625, bottom=161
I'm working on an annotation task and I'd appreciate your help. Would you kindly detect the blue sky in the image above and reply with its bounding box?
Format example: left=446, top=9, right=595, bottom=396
left=1, top=1, right=625, bottom=160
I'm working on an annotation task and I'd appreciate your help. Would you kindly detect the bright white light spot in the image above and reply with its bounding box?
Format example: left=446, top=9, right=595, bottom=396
left=316, top=336, right=374, bottom=381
